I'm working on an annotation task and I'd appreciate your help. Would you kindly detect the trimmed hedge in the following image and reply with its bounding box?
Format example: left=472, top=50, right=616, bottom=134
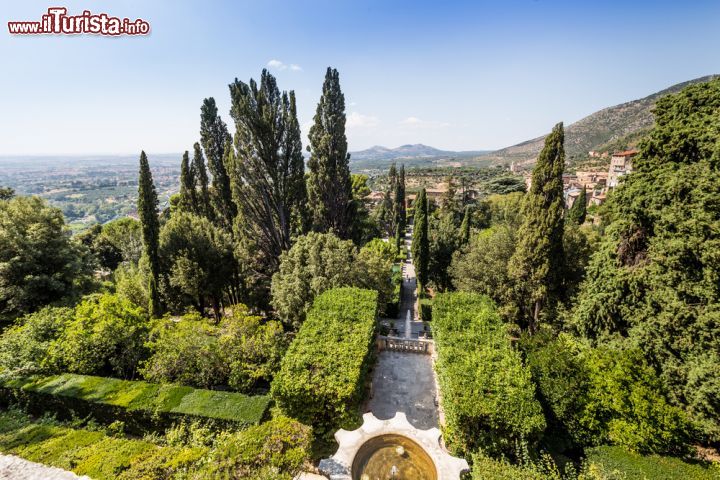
left=432, top=292, right=545, bottom=457
left=583, top=446, right=719, bottom=480
left=0, top=373, right=270, bottom=434
left=386, top=268, right=403, bottom=318
left=271, top=287, right=378, bottom=437
left=0, top=409, right=205, bottom=480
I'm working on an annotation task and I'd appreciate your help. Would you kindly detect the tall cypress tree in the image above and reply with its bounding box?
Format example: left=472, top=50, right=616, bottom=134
left=394, top=164, right=406, bottom=252
left=306, top=67, right=353, bottom=239
left=412, top=188, right=430, bottom=291
left=137, top=151, right=161, bottom=317
left=227, top=69, right=307, bottom=272
left=508, top=122, right=565, bottom=332
left=192, top=142, right=212, bottom=219
left=178, top=150, right=196, bottom=213
left=283, top=91, right=309, bottom=236
left=568, top=186, right=587, bottom=225
left=200, top=97, right=235, bottom=231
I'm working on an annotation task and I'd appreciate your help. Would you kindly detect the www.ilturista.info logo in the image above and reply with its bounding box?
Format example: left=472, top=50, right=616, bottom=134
left=8, top=7, right=150, bottom=36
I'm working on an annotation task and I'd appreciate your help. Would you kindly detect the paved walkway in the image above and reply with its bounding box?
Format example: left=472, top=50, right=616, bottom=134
left=0, top=455, right=89, bottom=480
left=366, top=230, right=438, bottom=430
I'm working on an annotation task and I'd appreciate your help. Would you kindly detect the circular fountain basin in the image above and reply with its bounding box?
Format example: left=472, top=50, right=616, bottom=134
left=318, top=412, right=468, bottom=480
left=351, top=434, right=437, bottom=480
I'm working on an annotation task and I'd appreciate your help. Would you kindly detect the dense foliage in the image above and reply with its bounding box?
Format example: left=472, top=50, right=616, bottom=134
left=432, top=292, right=545, bottom=457
left=526, top=333, right=691, bottom=454
left=270, top=232, right=393, bottom=327
left=0, top=409, right=311, bottom=480
left=412, top=188, right=429, bottom=289
left=142, top=307, right=286, bottom=392
left=271, top=288, right=377, bottom=437
left=0, top=196, right=92, bottom=320
left=571, top=78, right=720, bottom=442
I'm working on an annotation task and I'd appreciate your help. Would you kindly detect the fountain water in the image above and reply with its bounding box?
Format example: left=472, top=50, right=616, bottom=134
left=405, top=309, right=412, bottom=339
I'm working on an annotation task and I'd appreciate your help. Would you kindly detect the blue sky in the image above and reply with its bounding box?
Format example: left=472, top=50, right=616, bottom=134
left=1, top=0, right=719, bottom=155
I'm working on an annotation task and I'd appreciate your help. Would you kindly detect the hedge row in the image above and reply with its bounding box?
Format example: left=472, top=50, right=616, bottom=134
left=432, top=292, right=545, bottom=457
left=0, top=373, right=270, bottom=433
left=0, top=409, right=205, bottom=480
left=271, top=287, right=378, bottom=437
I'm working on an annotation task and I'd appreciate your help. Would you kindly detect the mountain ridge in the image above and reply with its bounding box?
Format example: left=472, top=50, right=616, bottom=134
left=481, top=74, right=720, bottom=168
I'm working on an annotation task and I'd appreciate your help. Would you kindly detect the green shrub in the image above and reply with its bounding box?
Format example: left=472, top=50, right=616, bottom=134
left=582, top=446, right=719, bottom=480
left=47, top=293, right=149, bottom=379
left=0, top=409, right=204, bottom=480
left=141, top=306, right=287, bottom=392
left=0, top=306, right=74, bottom=376
left=432, top=292, right=545, bottom=458
left=526, top=334, right=692, bottom=454
left=194, top=415, right=312, bottom=480
left=471, top=453, right=564, bottom=480
left=0, top=373, right=270, bottom=433
left=271, top=287, right=378, bottom=437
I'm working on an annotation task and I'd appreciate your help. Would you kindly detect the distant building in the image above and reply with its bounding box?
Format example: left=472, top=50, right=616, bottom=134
left=607, top=149, right=638, bottom=188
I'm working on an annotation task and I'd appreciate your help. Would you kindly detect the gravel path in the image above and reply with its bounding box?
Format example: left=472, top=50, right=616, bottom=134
left=0, top=455, right=89, bottom=480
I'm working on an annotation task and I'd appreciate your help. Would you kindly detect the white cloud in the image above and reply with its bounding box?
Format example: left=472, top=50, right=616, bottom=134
left=399, top=116, right=450, bottom=128
left=266, top=59, right=302, bottom=71
left=346, top=112, right=379, bottom=128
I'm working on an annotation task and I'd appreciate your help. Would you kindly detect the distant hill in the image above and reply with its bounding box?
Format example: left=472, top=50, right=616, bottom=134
left=482, top=75, right=720, bottom=169
left=349, top=144, right=489, bottom=170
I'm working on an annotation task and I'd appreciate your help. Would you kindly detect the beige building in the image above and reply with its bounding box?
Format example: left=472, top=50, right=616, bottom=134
left=607, top=149, right=638, bottom=188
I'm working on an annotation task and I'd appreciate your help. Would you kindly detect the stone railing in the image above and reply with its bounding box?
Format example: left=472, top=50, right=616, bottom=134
left=376, top=335, right=434, bottom=355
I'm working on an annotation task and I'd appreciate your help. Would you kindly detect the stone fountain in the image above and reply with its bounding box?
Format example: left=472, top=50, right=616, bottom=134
left=318, top=412, right=468, bottom=480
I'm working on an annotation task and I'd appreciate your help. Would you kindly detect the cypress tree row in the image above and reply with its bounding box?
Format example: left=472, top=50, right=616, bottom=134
left=567, top=185, right=587, bottom=225
left=192, top=142, right=212, bottom=219
left=179, top=150, right=196, bottom=213
left=200, top=97, right=236, bottom=232
left=306, top=67, right=353, bottom=239
left=508, top=122, right=565, bottom=332
left=412, top=188, right=430, bottom=292
left=137, top=151, right=161, bottom=317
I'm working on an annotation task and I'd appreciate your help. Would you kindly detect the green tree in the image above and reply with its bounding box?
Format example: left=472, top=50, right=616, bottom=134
left=178, top=150, right=196, bottom=214
left=394, top=164, right=406, bottom=251
left=200, top=97, right=235, bottom=231
left=270, top=232, right=356, bottom=328
left=572, top=78, right=720, bottom=441
left=99, top=217, right=143, bottom=265
left=270, top=232, right=393, bottom=328
left=508, top=123, right=565, bottom=332
left=450, top=224, right=519, bottom=321
left=428, top=212, right=458, bottom=291
left=412, top=188, right=430, bottom=290
left=159, top=212, right=235, bottom=319
left=0, top=196, right=92, bottom=320
left=137, top=151, right=162, bottom=318
left=349, top=173, right=377, bottom=244
left=0, top=187, right=14, bottom=200
left=227, top=71, right=307, bottom=280
left=306, top=67, right=353, bottom=238
left=0, top=306, right=74, bottom=376
left=568, top=186, right=587, bottom=225
left=48, top=293, right=149, bottom=379
left=192, top=142, right=212, bottom=219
